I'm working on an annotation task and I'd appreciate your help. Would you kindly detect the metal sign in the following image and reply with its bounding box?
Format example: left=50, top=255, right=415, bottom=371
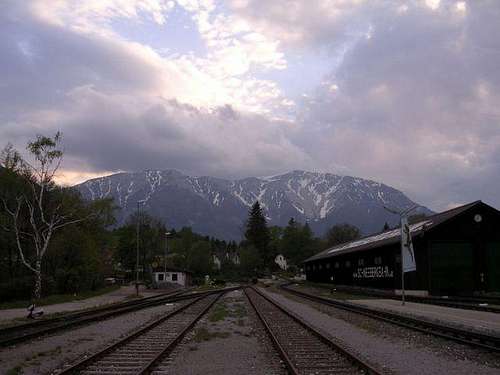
left=401, top=217, right=416, bottom=272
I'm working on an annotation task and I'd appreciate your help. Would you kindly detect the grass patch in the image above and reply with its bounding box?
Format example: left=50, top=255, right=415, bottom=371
left=208, top=303, right=228, bottom=322
left=193, top=327, right=231, bottom=342
left=230, top=304, right=247, bottom=318
left=24, top=346, right=62, bottom=363
left=0, top=285, right=120, bottom=310
left=6, top=365, right=23, bottom=375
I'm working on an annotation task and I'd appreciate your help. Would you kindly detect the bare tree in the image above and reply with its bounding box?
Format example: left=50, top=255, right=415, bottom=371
left=1, top=133, right=90, bottom=303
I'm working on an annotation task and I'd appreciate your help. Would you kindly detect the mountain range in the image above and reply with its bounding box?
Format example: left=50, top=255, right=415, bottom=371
left=75, top=170, right=433, bottom=240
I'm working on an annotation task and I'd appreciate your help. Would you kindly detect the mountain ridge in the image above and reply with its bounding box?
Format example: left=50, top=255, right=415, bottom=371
left=75, top=169, right=433, bottom=240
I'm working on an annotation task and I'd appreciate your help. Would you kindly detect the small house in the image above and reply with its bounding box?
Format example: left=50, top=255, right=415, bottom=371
left=152, top=267, right=192, bottom=287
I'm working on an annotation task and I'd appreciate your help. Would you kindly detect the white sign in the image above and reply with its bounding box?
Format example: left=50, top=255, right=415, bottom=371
left=353, top=266, right=394, bottom=279
left=401, top=216, right=416, bottom=272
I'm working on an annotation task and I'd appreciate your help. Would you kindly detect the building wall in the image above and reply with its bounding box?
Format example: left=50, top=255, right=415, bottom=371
left=305, top=203, right=500, bottom=296
left=305, top=245, right=399, bottom=290
left=154, top=271, right=189, bottom=286
left=423, top=205, right=500, bottom=294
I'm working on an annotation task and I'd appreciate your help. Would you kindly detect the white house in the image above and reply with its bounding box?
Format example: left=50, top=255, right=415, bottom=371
left=213, top=254, right=222, bottom=270
left=152, top=267, right=192, bottom=287
left=212, top=250, right=240, bottom=270
left=275, top=254, right=288, bottom=270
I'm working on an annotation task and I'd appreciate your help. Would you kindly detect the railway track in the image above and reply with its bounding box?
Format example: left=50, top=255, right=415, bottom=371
left=280, top=284, right=500, bottom=353
left=0, top=287, right=238, bottom=347
left=281, top=280, right=500, bottom=313
left=244, top=287, right=381, bottom=375
left=58, top=292, right=223, bottom=374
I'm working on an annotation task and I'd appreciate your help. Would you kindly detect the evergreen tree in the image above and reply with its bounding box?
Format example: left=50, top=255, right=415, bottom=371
left=281, top=219, right=317, bottom=265
left=325, top=223, right=361, bottom=248
left=244, top=201, right=270, bottom=265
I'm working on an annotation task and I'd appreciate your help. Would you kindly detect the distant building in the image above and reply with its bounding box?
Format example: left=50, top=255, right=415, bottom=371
left=275, top=254, right=288, bottom=270
left=152, top=267, right=192, bottom=287
left=212, top=249, right=240, bottom=270
left=213, top=254, right=222, bottom=270
left=226, top=250, right=240, bottom=265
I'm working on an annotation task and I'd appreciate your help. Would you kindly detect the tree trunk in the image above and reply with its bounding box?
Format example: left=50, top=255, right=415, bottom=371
left=34, top=259, right=42, bottom=301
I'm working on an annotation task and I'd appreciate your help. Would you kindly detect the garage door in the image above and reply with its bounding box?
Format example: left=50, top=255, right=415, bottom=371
left=486, top=243, right=500, bottom=292
left=430, top=242, right=474, bottom=295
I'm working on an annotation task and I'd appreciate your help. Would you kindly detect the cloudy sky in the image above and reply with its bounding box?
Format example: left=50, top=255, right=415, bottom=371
left=1, top=0, right=499, bottom=211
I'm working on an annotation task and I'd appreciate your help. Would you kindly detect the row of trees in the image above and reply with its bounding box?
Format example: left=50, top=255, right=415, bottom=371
left=0, top=133, right=365, bottom=304
left=241, top=201, right=362, bottom=274
left=0, top=134, right=115, bottom=303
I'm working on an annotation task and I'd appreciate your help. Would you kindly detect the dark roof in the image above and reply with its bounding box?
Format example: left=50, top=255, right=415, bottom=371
left=305, top=200, right=486, bottom=263
left=152, top=266, right=192, bottom=274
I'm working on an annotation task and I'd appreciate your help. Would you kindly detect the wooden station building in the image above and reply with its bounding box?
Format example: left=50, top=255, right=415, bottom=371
left=304, top=201, right=500, bottom=296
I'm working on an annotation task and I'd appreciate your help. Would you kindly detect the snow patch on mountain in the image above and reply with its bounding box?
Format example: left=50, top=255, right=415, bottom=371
left=75, top=169, right=432, bottom=239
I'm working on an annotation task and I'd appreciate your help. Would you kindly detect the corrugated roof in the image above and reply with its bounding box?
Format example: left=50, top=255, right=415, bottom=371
left=304, top=200, right=483, bottom=262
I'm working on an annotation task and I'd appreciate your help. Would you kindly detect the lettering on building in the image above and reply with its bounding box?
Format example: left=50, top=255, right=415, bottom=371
left=353, top=266, right=394, bottom=279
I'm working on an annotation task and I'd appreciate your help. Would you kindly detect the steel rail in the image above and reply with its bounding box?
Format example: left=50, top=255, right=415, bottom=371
left=0, top=286, right=239, bottom=347
left=281, top=284, right=500, bottom=353
left=0, top=289, right=186, bottom=334
left=59, top=291, right=224, bottom=374
left=245, top=288, right=300, bottom=375
left=245, top=287, right=382, bottom=375
left=137, top=291, right=222, bottom=374
left=282, top=279, right=500, bottom=313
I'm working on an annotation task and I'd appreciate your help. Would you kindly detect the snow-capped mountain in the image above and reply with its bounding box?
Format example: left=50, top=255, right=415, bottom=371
left=75, top=170, right=432, bottom=240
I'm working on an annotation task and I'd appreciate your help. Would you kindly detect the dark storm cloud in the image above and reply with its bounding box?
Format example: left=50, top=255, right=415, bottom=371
left=288, top=1, right=500, bottom=210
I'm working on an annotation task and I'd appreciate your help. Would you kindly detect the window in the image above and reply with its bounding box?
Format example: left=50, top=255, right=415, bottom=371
left=172, top=273, right=178, bottom=281
left=335, top=262, right=340, bottom=269
left=158, top=273, right=164, bottom=281
left=312, top=265, right=316, bottom=270
left=358, top=258, right=364, bottom=266
left=395, top=255, right=401, bottom=263
left=318, top=264, right=322, bottom=270
left=326, top=263, right=331, bottom=269
left=374, top=256, right=382, bottom=265
left=345, top=260, right=351, bottom=268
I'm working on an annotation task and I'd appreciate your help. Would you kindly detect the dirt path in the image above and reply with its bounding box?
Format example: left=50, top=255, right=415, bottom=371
left=0, top=285, right=167, bottom=325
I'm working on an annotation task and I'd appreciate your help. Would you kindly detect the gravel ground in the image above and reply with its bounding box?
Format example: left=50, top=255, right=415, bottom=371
left=291, top=284, right=500, bottom=335
left=0, top=300, right=183, bottom=374
left=163, top=290, right=286, bottom=375
left=0, top=285, right=169, bottom=324
left=262, top=287, right=500, bottom=375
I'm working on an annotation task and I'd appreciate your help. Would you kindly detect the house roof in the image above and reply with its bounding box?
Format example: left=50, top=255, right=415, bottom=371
left=152, top=266, right=193, bottom=274
left=304, top=200, right=485, bottom=263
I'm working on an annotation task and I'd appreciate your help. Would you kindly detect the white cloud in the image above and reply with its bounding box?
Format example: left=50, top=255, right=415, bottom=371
left=425, top=0, right=441, bottom=11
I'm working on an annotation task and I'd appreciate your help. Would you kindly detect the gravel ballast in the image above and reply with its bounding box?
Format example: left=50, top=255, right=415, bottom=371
left=0, top=301, right=181, bottom=374
left=262, top=287, right=500, bottom=375
left=163, top=289, right=286, bottom=375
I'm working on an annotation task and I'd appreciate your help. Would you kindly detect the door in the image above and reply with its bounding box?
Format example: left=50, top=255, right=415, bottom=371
left=430, top=242, right=474, bottom=295
left=486, top=243, right=500, bottom=292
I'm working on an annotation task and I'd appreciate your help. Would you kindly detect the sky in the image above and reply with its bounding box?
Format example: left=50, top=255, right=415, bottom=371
left=1, top=0, right=500, bottom=212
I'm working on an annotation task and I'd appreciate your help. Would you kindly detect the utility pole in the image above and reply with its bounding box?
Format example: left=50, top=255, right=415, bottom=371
left=135, top=201, right=141, bottom=297
left=164, top=231, right=171, bottom=275
left=383, top=204, right=418, bottom=306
